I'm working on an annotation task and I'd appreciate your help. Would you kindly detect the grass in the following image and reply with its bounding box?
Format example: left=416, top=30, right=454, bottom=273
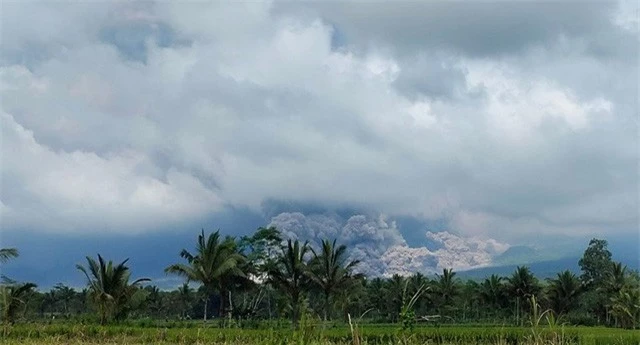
left=1, top=323, right=639, bottom=345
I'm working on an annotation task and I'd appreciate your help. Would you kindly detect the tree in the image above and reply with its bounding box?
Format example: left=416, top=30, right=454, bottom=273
left=604, top=262, right=628, bottom=295
left=384, top=274, right=406, bottom=321
left=408, top=273, right=430, bottom=316
left=165, top=230, right=245, bottom=322
left=579, top=239, right=613, bottom=288
left=308, top=239, right=360, bottom=321
left=266, top=239, right=310, bottom=327
left=507, top=266, right=541, bottom=324
left=53, top=283, right=76, bottom=317
left=0, top=248, right=19, bottom=263
left=0, top=248, right=37, bottom=324
left=177, top=283, right=193, bottom=319
left=76, top=255, right=150, bottom=324
left=144, top=285, right=164, bottom=317
left=239, top=227, right=283, bottom=275
left=578, top=239, right=614, bottom=324
left=434, top=268, right=459, bottom=314
left=461, top=280, right=481, bottom=321
left=0, top=281, right=37, bottom=324
left=546, top=270, right=582, bottom=316
left=610, top=289, right=640, bottom=329
left=366, top=277, right=387, bottom=320
left=480, top=274, right=506, bottom=311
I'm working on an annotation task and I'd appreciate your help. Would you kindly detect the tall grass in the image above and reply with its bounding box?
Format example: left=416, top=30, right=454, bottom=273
left=1, top=322, right=638, bottom=345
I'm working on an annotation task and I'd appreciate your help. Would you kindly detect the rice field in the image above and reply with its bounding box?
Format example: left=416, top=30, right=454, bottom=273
left=2, top=323, right=639, bottom=345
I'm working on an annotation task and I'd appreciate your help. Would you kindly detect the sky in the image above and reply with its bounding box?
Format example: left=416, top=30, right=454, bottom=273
left=1, top=1, right=638, bottom=287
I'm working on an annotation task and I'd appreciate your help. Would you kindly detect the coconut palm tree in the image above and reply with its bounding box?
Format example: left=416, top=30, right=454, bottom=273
left=308, top=239, right=360, bottom=321
left=165, top=230, right=245, bottom=322
left=605, top=262, right=628, bottom=295
left=52, top=283, right=77, bottom=317
left=610, top=288, right=640, bottom=329
left=266, top=239, right=310, bottom=327
left=480, top=274, right=506, bottom=311
left=177, top=283, right=193, bottom=319
left=77, top=254, right=150, bottom=324
left=435, top=268, right=459, bottom=313
left=0, top=281, right=37, bottom=324
left=408, top=272, right=430, bottom=315
left=0, top=248, right=18, bottom=263
left=507, top=266, right=541, bottom=324
left=366, top=277, right=387, bottom=319
left=384, top=274, right=406, bottom=321
left=546, top=270, right=582, bottom=316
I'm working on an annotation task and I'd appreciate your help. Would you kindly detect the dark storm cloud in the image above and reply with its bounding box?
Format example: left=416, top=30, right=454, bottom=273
left=274, top=1, right=626, bottom=58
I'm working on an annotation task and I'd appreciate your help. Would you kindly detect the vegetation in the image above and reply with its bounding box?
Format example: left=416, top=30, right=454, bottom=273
left=76, top=255, right=150, bottom=324
left=1, top=231, right=639, bottom=344
left=1, top=323, right=639, bottom=344
left=164, top=230, right=246, bottom=322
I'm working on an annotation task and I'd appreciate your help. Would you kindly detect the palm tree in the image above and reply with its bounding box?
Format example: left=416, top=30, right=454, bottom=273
left=0, top=248, right=19, bottom=263
left=610, top=288, right=640, bottom=329
left=461, top=280, right=481, bottom=321
left=546, top=270, right=582, bottom=316
left=605, top=262, right=627, bottom=295
left=0, top=282, right=37, bottom=324
left=435, top=268, right=459, bottom=313
left=385, top=274, right=406, bottom=321
left=480, top=274, right=506, bottom=311
left=53, top=284, right=76, bottom=316
left=366, top=277, right=387, bottom=319
left=266, top=239, right=310, bottom=327
left=308, top=239, right=360, bottom=321
left=177, top=283, right=193, bottom=319
left=408, top=272, right=429, bottom=315
left=76, top=254, right=150, bottom=324
left=507, top=266, right=541, bottom=324
left=165, top=230, right=245, bottom=322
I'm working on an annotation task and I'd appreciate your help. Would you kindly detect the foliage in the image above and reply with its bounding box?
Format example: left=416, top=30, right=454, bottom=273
left=308, top=238, right=360, bottom=321
left=0, top=281, right=37, bottom=324
left=76, top=255, right=150, bottom=324
left=2, top=232, right=638, bottom=332
left=266, top=239, right=310, bottom=327
left=165, top=230, right=246, bottom=321
left=579, top=239, right=613, bottom=288
left=2, top=323, right=640, bottom=345
left=399, top=280, right=428, bottom=332
left=0, top=248, right=19, bottom=264
left=546, top=270, right=582, bottom=316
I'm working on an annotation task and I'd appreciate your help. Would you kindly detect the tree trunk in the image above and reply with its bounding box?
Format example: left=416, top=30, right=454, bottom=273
left=268, top=291, right=272, bottom=319
left=228, top=290, right=233, bottom=322
left=292, top=293, right=299, bottom=329
left=203, top=297, right=208, bottom=323
left=324, top=291, right=330, bottom=321
left=219, top=289, right=226, bottom=321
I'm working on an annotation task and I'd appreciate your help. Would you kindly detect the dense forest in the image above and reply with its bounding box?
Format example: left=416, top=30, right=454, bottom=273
left=1, top=227, right=638, bottom=329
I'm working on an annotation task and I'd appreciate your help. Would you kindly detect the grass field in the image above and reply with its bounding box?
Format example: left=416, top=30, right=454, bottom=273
left=2, top=323, right=639, bottom=345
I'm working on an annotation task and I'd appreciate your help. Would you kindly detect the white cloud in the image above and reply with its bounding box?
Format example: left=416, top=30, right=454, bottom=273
left=1, top=112, right=222, bottom=234
left=0, top=1, right=637, bottom=242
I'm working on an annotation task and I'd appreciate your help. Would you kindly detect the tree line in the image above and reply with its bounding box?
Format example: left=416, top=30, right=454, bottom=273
left=1, top=228, right=638, bottom=329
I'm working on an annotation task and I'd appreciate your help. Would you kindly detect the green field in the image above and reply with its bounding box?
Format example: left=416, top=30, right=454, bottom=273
left=2, top=323, right=639, bottom=345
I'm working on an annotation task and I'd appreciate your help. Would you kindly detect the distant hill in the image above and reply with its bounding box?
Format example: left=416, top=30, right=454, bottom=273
left=493, top=245, right=539, bottom=265
left=460, top=254, right=640, bottom=280
left=459, top=256, right=581, bottom=280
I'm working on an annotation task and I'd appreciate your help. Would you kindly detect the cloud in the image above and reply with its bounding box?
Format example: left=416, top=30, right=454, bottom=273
left=1, top=111, right=222, bottom=234
left=0, top=1, right=637, bottom=243
left=274, top=1, right=632, bottom=58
